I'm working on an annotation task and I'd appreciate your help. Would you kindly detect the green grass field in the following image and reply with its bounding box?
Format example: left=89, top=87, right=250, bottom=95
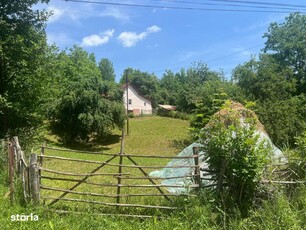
left=39, top=116, right=191, bottom=215
left=45, top=116, right=191, bottom=154
left=1, top=116, right=305, bottom=229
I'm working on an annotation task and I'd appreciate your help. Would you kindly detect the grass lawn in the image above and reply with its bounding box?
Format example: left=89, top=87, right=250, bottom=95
left=109, top=116, right=191, bottom=155
left=44, top=116, right=191, bottom=155
left=39, top=116, right=191, bottom=214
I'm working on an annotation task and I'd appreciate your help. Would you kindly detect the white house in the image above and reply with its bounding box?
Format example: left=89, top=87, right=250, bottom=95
left=122, top=84, right=153, bottom=115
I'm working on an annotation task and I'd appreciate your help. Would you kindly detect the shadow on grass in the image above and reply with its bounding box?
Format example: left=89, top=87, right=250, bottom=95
left=44, top=133, right=122, bottom=152
left=93, top=134, right=122, bottom=147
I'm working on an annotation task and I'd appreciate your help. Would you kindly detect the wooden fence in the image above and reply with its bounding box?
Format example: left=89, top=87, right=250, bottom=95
left=6, top=135, right=305, bottom=218
left=7, top=134, right=202, bottom=218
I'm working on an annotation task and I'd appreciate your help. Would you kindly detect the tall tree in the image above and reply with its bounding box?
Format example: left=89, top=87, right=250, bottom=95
left=263, top=13, right=306, bottom=94
left=232, top=54, right=306, bottom=146
left=173, top=62, right=223, bottom=113
left=51, top=47, right=125, bottom=142
left=159, top=70, right=182, bottom=105
left=233, top=55, right=296, bottom=102
left=0, top=0, right=50, bottom=138
left=189, top=80, right=240, bottom=139
left=99, top=58, right=116, bottom=82
left=185, top=61, right=220, bottom=85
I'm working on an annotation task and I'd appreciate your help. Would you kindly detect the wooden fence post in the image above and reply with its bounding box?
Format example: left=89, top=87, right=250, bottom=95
left=193, top=147, right=201, bottom=191
left=13, top=136, right=21, bottom=174
left=8, top=140, right=14, bottom=204
left=39, top=144, right=45, bottom=186
left=29, top=153, right=40, bottom=205
left=116, top=130, right=125, bottom=207
left=19, top=154, right=26, bottom=201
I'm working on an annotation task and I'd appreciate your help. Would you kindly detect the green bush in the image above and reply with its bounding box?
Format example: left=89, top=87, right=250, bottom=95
left=200, top=102, right=272, bottom=216
left=52, top=77, right=125, bottom=143
left=157, top=109, right=190, bottom=120
left=127, top=112, right=135, bottom=118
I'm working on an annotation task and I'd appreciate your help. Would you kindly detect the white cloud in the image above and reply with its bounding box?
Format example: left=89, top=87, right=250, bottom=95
left=48, top=6, right=65, bottom=23
left=147, top=25, right=161, bottom=33
left=118, top=25, right=161, bottom=48
left=81, top=29, right=115, bottom=47
left=117, top=32, right=146, bottom=48
left=45, top=5, right=80, bottom=24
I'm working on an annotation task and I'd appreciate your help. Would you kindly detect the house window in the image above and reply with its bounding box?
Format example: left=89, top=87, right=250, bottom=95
left=144, top=102, right=146, bottom=106
left=128, top=99, right=132, bottom=105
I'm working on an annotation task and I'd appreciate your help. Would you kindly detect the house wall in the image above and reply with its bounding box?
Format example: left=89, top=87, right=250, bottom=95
left=123, top=85, right=152, bottom=115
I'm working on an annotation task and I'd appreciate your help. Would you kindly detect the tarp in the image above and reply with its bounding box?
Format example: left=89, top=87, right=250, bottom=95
left=149, top=101, right=287, bottom=193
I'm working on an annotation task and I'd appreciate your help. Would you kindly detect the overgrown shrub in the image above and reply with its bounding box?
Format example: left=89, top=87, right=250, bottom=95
left=127, top=112, right=135, bottom=118
left=200, top=102, right=272, bottom=216
left=157, top=109, right=190, bottom=120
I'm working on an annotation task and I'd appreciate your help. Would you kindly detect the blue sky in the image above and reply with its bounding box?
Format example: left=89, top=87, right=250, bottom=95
left=37, top=0, right=306, bottom=81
